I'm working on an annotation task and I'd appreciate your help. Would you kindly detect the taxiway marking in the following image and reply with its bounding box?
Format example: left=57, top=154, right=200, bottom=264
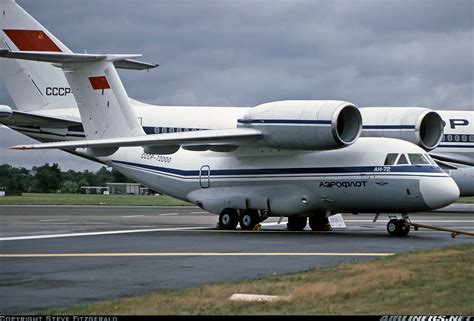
left=0, top=252, right=394, bottom=258
left=40, top=219, right=69, bottom=222
left=0, top=226, right=210, bottom=241
left=121, top=215, right=145, bottom=218
left=3, top=224, right=473, bottom=241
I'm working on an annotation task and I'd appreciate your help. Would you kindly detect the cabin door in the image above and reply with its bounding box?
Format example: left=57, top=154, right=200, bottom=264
left=199, top=165, right=211, bottom=188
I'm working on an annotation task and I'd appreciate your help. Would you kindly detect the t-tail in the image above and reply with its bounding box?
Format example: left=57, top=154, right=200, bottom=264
left=0, top=0, right=77, bottom=111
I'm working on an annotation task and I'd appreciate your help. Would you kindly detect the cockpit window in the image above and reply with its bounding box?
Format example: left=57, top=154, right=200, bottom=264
left=408, top=153, right=431, bottom=165
left=397, top=154, right=410, bottom=165
left=383, top=153, right=435, bottom=166
left=424, top=154, right=437, bottom=165
left=384, top=153, right=398, bottom=165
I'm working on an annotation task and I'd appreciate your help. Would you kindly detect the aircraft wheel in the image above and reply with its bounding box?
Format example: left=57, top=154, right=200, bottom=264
left=218, top=209, right=239, bottom=230
left=398, top=219, right=411, bottom=236
left=287, top=216, right=307, bottom=231
left=239, top=210, right=259, bottom=230
left=387, top=219, right=411, bottom=236
left=387, top=219, right=399, bottom=236
left=309, top=216, right=330, bottom=231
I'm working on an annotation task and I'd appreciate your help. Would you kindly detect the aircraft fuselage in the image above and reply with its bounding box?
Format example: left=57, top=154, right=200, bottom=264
left=78, top=137, right=459, bottom=217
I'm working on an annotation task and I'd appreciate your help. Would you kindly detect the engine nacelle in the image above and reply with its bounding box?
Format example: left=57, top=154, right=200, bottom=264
left=0, top=105, right=13, bottom=118
left=237, top=100, right=362, bottom=150
left=360, top=107, right=444, bottom=151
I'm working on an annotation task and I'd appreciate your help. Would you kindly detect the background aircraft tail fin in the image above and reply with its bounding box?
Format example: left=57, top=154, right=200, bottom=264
left=0, top=0, right=77, bottom=111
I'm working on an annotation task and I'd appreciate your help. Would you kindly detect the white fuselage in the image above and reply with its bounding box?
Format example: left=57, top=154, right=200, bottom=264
left=70, top=137, right=458, bottom=216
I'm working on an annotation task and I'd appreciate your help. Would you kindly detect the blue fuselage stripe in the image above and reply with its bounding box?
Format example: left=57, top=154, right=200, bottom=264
left=112, top=160, right=445, bottom=178
left=438, top=144, right=474, bottom=148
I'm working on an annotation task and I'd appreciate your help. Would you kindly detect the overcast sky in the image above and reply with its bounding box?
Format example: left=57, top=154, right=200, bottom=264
left=1, top=0, right=473, bottom=171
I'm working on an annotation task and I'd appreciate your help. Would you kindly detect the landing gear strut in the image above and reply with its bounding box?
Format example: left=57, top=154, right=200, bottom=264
left=386, top=214, right=410, bottom=237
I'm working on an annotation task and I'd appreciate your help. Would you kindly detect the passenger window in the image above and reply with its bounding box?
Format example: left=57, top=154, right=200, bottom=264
left=384, top=153, right=398, bottom=165
left=397, top=154, right=410, bottom=165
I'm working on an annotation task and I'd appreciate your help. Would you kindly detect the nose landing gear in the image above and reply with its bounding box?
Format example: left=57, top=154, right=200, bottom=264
left=386, top=214, right=410, bottom=236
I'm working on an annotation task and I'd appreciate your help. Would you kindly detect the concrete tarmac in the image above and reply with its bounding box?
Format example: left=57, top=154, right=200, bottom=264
left=0, top=205, right=473, bottom=314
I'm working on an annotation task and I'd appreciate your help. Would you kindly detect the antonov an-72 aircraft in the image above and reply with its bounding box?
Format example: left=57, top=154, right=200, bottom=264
left=0, top=0, right=463, bottom=236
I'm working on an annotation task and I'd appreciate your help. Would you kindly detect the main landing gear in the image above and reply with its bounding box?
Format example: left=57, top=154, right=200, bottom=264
left=239, top=210, right=261, bottom=230
left=308, top=216, right=331, bottom=231
left=217, top=208, right=267, bottom=231
left=386, top=214, right=410, bottom=237
left=286, top=215, right=331, bottom=231
left=286, top=216, right=307, bottom=231
left=218, top=208, right=239, bottom=230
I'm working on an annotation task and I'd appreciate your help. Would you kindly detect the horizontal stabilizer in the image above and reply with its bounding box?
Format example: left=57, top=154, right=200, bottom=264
left=0, top=110, right=80, bottom=127
left=0, top=50, right=158, bottom=70
left=12, top=128, right=262, bottom=151
left=114, top=58, right=159, bottom=70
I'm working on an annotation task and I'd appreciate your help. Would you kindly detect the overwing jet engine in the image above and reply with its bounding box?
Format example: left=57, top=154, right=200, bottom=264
left=238, top=101, right=362, bottom=150
left=360, top=107, right=444, bottom=151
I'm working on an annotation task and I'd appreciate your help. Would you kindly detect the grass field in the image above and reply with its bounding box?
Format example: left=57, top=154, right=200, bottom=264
left=41, top=244, right=474, bottom=315
left=0, top=193, right=473, bottom=206
left=0, top=193, right=191, bottom=206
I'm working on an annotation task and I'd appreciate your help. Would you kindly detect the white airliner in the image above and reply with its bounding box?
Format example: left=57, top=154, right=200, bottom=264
left=360, top=108, right=474, bottom=196
left=0, top=0, right=464, bottom=236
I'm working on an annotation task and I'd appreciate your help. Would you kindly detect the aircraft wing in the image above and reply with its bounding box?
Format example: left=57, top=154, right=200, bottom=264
left=12, top=128, right=262, bottom=150
left=431, top=158, right=459, bottom=170
left=0, top=110, right=80, bottom=127
left=429, top=152, right=474, bottom=167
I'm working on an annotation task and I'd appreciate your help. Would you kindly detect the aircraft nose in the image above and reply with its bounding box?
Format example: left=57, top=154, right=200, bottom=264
left=420, top=176, right=460, bottom=210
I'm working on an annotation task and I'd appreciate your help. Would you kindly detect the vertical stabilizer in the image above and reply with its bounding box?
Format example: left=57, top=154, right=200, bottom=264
left=0, top=0, right=77, bottom=111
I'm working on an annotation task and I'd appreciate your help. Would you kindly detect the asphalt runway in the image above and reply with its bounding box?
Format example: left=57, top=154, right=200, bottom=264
left=0, top=205, right=473, bottom=314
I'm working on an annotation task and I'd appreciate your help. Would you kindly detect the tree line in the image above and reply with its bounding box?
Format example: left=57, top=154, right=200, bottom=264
left=0, top=163, right=132, bottom=194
